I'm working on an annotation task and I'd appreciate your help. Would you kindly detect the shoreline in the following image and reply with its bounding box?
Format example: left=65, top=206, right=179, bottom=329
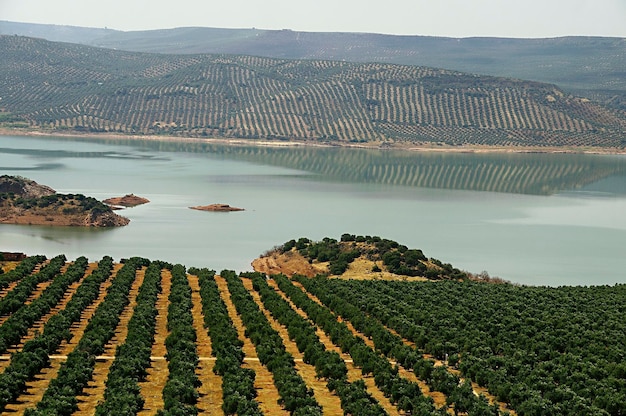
left=1, top=127, right=625, bottom=155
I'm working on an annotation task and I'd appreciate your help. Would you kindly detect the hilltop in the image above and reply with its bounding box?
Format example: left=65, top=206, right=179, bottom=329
left=0, top=35, right=624, bottom=150
left=0, top=175, right=55, bottom=199
left=253, top=234, right=472, bottom=281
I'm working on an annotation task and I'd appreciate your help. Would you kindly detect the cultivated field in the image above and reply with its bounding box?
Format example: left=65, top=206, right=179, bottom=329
left=1, top=35, right=625, bottom=149
left=0, top=252, right=624, bottom=415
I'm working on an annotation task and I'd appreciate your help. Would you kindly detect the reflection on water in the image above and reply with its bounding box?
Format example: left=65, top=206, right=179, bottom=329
left=49, top=137, right=626, bottom=195
left=1, top=134, right=625, bottom=286
left=0, top=147, right=169, bottom=161
left=0, top=162, right=65, bottom=171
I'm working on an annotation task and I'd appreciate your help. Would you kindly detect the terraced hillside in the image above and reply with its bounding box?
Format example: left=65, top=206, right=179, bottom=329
left=1, top=35, right=625, bottom=149
left=0, top=239, right=624, bottom=415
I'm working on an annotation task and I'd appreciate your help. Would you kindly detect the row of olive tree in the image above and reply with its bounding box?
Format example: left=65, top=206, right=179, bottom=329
left=25, top=257, right=149, bottom=415
left=157, top=264, right=200, bottom=415
left=0, top=255, right=46, bottom=289
left=0, top=256, right=114, bottom=411
left=192, top=268, right=262, bottom=415
left=0, top=254, right=66, bottom=316
left=0, top=256, right=87, bottom=353
left=295, top=274, right=502, bottom=415
left=276, top=274, right=440, bottom=415
left=314, top=276, right=626, bottom=415
left=250, top=272, right=388, bottom=415
left=226, top=271, right=322, bottom=415
left=96, top=261, right=166, bottom=415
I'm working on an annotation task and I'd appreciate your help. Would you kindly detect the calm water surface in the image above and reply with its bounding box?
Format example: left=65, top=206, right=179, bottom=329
left=1, top=135, right=625, bottom=286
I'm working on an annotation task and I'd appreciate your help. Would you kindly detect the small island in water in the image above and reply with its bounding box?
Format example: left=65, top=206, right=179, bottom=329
left=103, top=194, right=150, bottom=208
left=189, top=203, right=244, bottom=212
left=0, top=175, right=129, bottom=227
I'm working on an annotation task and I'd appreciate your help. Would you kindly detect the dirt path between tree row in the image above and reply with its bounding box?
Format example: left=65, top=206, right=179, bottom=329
left=137, top=268, right=171, bottom=415
left=188, top=273, right=223, bottom=415
left=242, top=278, right=344, bottom=415
left=74, top=266, right=146, bottom=414
left=291, top=279, right=517, bottom=415
left=214, top=275, right=289, bottom=416
left=4, top=263, right=122, bottom=414
left=266, top=279, right=400, bottom=415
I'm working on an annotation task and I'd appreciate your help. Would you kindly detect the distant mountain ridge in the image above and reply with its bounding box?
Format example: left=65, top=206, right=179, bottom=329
left=0, top=35, right=624, bottom=149
left=1, top=20, right=624, bottom=106
left=0, top=20, right=116, bottom=44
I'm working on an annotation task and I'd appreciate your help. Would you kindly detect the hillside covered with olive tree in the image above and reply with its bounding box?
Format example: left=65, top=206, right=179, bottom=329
left=0, top=235, right=624, bottom=415
left=1, top=35, right=625, bottom=150
left=2, top=21, right=624, bottom=108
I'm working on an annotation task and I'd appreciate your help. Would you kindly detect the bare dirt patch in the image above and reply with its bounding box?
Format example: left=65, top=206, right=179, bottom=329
left=341, top=258, right=428, bottom=281
left=252, top=250, right=326, bottom=277
left=253, top=250, right=430, bottom=281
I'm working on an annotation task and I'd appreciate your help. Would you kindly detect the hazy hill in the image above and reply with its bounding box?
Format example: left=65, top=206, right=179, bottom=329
left=1, top=35, right=625, bottom=149
left=0, top=20, right=116, bottom=44
left=2, top=21, right=624, bottom=106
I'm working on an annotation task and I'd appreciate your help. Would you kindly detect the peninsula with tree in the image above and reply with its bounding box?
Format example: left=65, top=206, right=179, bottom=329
left=0, top=175, right=129, bottom=227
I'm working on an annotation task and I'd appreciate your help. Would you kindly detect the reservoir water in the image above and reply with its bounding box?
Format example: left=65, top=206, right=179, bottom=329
left=1, top=134, right=625, bottom=286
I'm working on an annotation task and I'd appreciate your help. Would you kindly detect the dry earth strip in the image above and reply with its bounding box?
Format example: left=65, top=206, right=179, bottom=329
left=214, top=275, right=289, bottom=416
left=267, top=279, right=400, bottom=416
left=242, top=278, right=344, bottom=415
left=0, top=263, right=97, bottom=377
left=137, top=268, right=171, bottom=415
left=187, top=273, right=223, bottom=415
left=4, top=263, right=122, bottom=414
left=74, top=266, right=146, bottom=414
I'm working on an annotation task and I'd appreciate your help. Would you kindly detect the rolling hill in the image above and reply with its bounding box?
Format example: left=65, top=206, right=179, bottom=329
left=0, top=35, right=625, bottom=149
left=2, top=20, right=625, bottom=107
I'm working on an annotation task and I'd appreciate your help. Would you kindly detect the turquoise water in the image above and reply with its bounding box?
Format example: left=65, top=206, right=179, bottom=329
left=1, top=135, right=625, bottom=286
